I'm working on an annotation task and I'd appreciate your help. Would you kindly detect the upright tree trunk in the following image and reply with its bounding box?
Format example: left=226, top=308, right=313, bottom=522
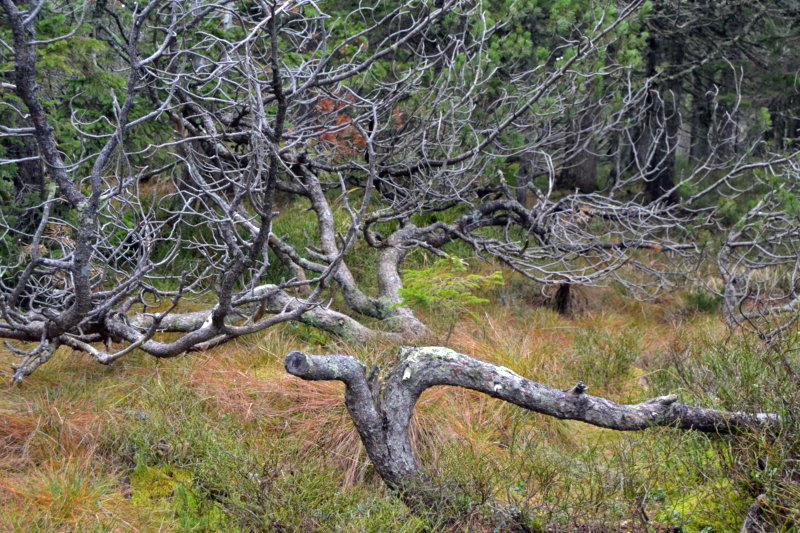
left=713, top=67, right=739, bottom=162
left=515, top=154, right=534, bottom=206
left=690, top=73, right=712, bottom=162
left=643, top=34, right=682, bottom=204
left=552, top=282, right=572, bottom=315
left=558, top=109, right=598, bottom=193
left=3, top=127, right=44, bottom=201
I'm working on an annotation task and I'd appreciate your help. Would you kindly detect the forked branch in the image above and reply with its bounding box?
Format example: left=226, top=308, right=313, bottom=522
left=285, top=346, right=778, bottom=499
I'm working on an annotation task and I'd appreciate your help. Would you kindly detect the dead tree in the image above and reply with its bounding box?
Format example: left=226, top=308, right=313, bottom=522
left=285, top=346, right=778, bottom=506
left=0, top=0, right=798, bottom=380
left=0, top=0, right=370, bottom=379
left=716, top=155, right=800, bottom=342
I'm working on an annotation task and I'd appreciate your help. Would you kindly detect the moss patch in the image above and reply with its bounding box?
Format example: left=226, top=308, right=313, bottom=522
left=130, top=462, right=231, bottom=531
left=655, top=480, right=748, bottom=532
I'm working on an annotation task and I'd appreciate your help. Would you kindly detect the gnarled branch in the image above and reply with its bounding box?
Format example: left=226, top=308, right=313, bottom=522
left=285, top=346, right=778, bottom=502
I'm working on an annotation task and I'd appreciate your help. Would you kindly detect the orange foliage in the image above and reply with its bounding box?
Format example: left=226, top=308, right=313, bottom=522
left=392, top=107, right=405, bottom=127
left=313, top=95, right=366, bottom=158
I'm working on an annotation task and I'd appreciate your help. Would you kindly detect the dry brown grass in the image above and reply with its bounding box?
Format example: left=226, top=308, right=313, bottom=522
left=449, top=306, right=575, bottom=383
left=0, top=455, right=155, bottom=531
left=0, top=276, right=759, bottom=530
left=0, top=407, right=40, bottom=471
left=187, top=336, right=543, bottom=489
left=0, top=394, right=104, bottom=470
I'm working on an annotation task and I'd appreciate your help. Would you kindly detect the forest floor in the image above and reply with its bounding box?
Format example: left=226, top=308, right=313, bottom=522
left=0, top=278, right=794, bottom=531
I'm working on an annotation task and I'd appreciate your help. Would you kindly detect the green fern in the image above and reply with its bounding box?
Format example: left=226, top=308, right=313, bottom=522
left=399, top=256, right=503, bottom=343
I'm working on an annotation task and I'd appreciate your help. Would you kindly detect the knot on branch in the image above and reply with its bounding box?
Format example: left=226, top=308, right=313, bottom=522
left=647, top=394, right=678, bottom=406
left=568, top=381, right=588, bottom=395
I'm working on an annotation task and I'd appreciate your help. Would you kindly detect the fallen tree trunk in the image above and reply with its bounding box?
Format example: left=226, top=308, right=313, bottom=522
left=285, top=346, right=777, bottom=508
left=127, top=284, right=430, bottom=346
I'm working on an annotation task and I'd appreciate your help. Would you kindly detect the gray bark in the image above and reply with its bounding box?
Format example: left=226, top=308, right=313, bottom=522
left=285, top=346, right=777, bottom=505
left=127, top=285, right=385, bottom=344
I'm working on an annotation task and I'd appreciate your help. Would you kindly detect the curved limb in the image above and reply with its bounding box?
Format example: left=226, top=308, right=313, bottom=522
left=285, top=346, right=777, bottom=504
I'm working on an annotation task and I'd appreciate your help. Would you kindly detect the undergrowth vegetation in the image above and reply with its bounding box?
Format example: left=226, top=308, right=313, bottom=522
left=1, top=0, right=798, bottom=528
left=1, top=276, right=796, bottom=531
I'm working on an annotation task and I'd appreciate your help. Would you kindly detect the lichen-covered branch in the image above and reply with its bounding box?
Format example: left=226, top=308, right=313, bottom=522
left=285, top=346, right=778, bottom=501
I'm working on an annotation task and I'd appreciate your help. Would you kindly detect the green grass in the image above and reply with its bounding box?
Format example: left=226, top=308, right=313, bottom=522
left=0, top=280, right=797, bottom=531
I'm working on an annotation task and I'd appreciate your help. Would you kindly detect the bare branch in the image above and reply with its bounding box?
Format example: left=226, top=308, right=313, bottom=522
left=286, top=346, right=778, bottom=499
